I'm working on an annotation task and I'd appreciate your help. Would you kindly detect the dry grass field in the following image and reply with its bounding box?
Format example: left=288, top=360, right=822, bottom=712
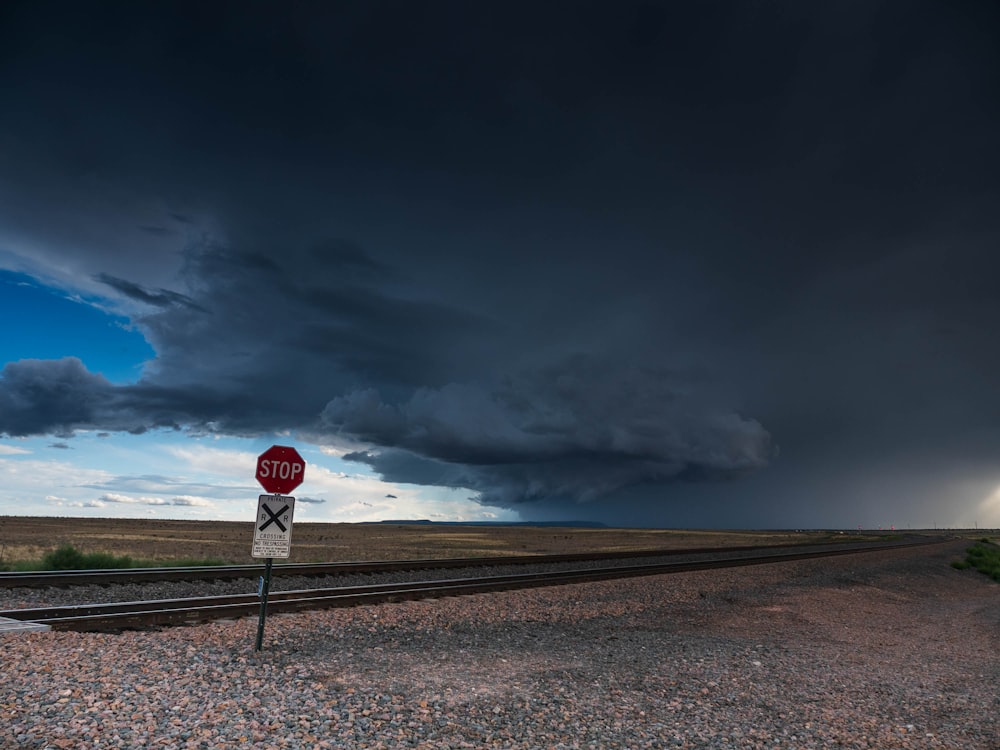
left=0, top=516, right=839, bottom=566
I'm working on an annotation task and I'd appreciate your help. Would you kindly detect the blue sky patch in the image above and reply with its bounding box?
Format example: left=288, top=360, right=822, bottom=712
left=0, top=271, right=155, bottom=384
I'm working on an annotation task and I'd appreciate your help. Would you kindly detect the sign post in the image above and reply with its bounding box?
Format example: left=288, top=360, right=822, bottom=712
left=252, top=445, right=305, bottom=651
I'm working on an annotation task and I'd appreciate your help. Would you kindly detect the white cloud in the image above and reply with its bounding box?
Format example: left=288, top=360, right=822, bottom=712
left=96, top=492, right=213, bottom=508
left=0, top=444, right=30, bottom=455
left=164, top=445, right=257, bottom=477
left=99, top=493, right=172, bottom=505
left=170, top=496, right=213, bottom=507
left=0, top=454, right=113, bottom=496
left=67, top=499, right=106, bottom=508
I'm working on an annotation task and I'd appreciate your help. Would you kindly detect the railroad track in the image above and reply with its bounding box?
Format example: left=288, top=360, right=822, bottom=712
left=0, top=536, right=945, bottom=632
left=0, top=536, right=919, bottom=589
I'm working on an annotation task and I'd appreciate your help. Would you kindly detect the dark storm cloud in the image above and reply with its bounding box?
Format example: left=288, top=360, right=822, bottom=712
left=1, top=229, right=773, bottom=508
left=0, top=357, right=182, bottom=436
left=1, top=1, right=998, bottom=524
left=128, top=240, right=501, bottom=431
left=138, top=226, right=176, bottom=238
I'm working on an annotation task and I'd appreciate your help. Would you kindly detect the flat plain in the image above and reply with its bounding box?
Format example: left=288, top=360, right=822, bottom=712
left=3, top=535, right=998, bottom=748
left=0, top=516, right=843, bottom=565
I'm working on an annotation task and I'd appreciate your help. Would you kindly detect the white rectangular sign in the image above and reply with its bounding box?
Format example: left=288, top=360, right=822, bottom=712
left=252, top=494, right=295, bottom=558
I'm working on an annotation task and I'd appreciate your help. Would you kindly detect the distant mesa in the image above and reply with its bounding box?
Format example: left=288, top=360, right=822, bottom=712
left=373, top=519, right=608, bottom=528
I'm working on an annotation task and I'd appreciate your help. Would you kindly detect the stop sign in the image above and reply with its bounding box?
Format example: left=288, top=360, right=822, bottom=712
left=255, top=445, right=306, bottom=495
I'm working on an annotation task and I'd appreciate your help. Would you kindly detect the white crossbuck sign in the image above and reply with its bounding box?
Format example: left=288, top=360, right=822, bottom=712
left=251, top=494, right=296, bottom=558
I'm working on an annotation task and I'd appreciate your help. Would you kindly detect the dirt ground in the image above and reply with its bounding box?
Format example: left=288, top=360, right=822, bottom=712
left=0, top=516, right=846, bottom=565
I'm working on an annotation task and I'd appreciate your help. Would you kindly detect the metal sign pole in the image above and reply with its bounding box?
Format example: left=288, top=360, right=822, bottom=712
left=255, top=556, right=274, bottom=651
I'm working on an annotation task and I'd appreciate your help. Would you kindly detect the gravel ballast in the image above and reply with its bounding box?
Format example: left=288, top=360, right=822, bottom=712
left=2, top=540, right=998, bottom=749
left=2, top=544, right=901, bottom=611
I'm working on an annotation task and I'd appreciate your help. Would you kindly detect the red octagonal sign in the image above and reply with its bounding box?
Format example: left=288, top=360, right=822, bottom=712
left=256, top=445, right=306, bottom=495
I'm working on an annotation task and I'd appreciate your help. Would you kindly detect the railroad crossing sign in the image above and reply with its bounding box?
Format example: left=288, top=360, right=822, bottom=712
left=251, top=445, right=305, bottom=650
left=251, top=494, right=296, bottom=558
left=255, top=445, right=306, bottom=495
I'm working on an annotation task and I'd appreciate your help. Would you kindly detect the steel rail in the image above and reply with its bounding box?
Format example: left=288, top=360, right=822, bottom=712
left=1, top=536, right=946, bottom=632
left=0, top=536, right=920, bottom=588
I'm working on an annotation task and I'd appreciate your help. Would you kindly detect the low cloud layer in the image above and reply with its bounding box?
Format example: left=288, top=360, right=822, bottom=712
left=97, top=493, right=211, bottom=508
left=324, top=358, right=772, bottom=508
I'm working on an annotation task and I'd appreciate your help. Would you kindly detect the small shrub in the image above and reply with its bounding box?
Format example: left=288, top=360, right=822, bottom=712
left=41, top=545, right=86, bottom=570
left=13, top=546, right=230, bottom=571
left=40, top=545, right=133, bottom=570
left=954, top=541, right=1000, bottom=582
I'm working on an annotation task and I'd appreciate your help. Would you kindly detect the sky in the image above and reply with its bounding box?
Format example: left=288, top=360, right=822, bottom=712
left=1, top=1, right=999, bottom=529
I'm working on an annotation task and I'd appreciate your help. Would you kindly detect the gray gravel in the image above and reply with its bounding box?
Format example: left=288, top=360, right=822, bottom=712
left=2, top=540, right=998, bottom=749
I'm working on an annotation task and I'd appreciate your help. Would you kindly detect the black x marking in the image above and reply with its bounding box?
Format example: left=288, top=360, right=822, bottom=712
left=259, top=504, right=290, bottom=533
